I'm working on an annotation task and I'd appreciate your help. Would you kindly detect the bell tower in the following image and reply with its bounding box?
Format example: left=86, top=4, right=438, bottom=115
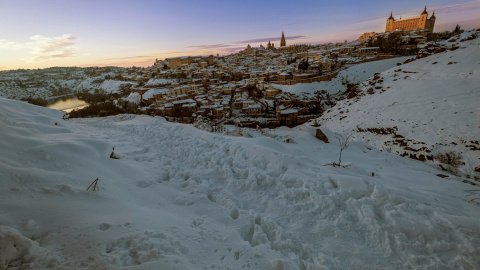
left=280, top=31, right=286, bottom=47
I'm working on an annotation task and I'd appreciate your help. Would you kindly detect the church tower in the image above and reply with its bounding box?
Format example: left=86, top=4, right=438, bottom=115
left=280, top=31, right=286, bottom=47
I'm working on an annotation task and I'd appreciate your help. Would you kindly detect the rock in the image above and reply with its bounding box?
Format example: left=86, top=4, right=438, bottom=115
left=416, top=43, right=448, bottom=59
left=316, top=129, right=329, bottom=143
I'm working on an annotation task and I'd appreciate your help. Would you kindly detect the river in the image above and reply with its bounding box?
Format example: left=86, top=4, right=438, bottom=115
left=47, top=97, right=89, bottom=113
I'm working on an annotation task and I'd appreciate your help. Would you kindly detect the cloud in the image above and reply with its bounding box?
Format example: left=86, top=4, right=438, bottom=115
left=434, top=0, right=480, bottom=14
left=236, top=35, right=307, bottom=44
left=436, top=18, right=480, bottom=31
left=165, top=45, right=246, bottom=57
left=1, top=34, right=79, bottom=62
left=30, top=34, right=77, bottom=54
left=27, top=48, right=77, bottom=62
left=0, top=40, right=19, bottom=49
left=102, top=55, right=154, bottom=61
left=26, top=34, right=78, bottom=62
left=187, top=43, right=233, bottom=50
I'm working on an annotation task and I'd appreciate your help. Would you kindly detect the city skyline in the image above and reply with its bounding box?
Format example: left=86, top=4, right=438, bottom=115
left=1, top=0, right=479, bottom=70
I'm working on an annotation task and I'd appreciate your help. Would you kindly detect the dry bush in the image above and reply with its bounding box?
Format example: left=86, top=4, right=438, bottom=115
left=333, top=131, right=353, bottom=166
left=435, top=151, right=464, bottom=175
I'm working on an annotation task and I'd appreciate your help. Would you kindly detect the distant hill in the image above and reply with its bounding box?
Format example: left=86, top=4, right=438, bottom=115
left=0, top=66, right=129, bottom=100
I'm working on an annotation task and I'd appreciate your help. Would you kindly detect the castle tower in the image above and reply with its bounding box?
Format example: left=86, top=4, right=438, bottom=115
left=427, top=11, right=436, bottom=32
left=386, top=12, right=394, bottom=32
left=418, top=6, right=428, bottom=29
left=280, top=31, right=286, bottom=47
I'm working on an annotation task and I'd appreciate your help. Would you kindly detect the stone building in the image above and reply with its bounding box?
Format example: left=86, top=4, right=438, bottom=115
left=357, top=32, right=375, bottom=41
left=386, top=7, right=436, bottom=33
left=167, top=55, right=214, bottom=69
left=166, top=56, right=193, bottom=69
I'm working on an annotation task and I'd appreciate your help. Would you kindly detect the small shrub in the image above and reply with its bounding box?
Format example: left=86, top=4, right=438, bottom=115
left=435, top=151, right=463, bottom=166
left=435, top=151, right=463, bottom=175
left=332, top=131, right=352, bottom=166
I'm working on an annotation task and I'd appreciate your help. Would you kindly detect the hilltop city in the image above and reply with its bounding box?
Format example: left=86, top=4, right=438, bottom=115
left=0, top=7, right=456, bottom=129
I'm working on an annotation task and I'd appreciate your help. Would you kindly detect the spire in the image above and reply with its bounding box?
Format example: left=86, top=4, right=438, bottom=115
left=388, top=11, right=394, bottom=19
left=422, top=6, right=428, bottom=14
left=280, top=31, right=286, bottom=47
left=431, top=11, right=436, bottom=18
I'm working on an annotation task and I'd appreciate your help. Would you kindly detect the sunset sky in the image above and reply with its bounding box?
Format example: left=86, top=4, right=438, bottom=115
left=1, top=0, right=479, bottom=70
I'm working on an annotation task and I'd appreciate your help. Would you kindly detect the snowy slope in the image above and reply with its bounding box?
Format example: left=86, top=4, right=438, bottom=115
left=273, top=57, right=409, bottom=95
left=145, top=78, right=176, bottom=86
left=0, top=68, right=132, bottom=100
left=319, top=31, right=480, bottom=178
left=1, top=98, right=479, bottom=269
left=99, top=80, right=135, bottom=94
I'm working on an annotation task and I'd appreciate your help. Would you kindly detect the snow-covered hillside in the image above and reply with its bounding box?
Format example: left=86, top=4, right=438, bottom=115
left=0, top=67, right=129, bottom=100
left=320, top=31, right=480, bottom=178
left=99, top=80, right=136, bottom=94
left=1, top=98, right=479, bottom=269
left=273, top=57, right=409, bottom=95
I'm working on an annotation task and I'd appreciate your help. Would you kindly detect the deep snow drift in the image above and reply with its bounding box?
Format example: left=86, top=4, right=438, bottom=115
left=1, top=97, right=479, bottom=269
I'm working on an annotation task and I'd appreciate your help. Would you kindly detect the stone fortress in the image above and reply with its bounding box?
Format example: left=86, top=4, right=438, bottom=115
left=386, top=6, right=436, bottom=32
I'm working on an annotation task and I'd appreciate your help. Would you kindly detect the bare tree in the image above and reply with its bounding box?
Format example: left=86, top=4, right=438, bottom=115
left=334, top=131, right=353, bottom=166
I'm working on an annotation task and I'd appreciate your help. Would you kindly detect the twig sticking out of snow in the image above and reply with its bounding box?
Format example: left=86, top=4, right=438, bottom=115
left=87, top=178, right=100, bottom=191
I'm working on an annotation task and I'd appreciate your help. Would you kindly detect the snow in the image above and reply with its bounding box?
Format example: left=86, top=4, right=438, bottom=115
left=273, top=57, right=409, bottom=95
left=0, top=225, right=58, bottom=268
left=142, top=89, right=165, bottom=100
left=0, top=68, right=129, bottom=100
left=1, top=96, right=479, bottom=269
left=123, top=92, right=141, bottom=105
left=319, top=31, right=480, bottom=177
left=145, top=78, right=176, bottom=86
left=99, top=80, right=135, bottom=94
left=280, top=108, right=298, bottom=114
